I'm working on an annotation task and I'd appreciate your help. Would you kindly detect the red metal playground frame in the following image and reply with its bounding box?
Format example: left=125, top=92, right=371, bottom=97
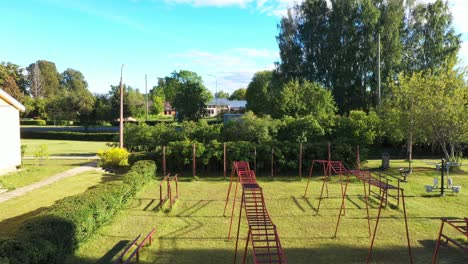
left=304, top=145, right=414, bottom=264
left=224, top=161, right=287, bottom=264
left=432, top=217, right=468, bottom=263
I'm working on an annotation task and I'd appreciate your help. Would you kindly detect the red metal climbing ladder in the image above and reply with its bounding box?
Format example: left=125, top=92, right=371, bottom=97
left=225, top=161, right=286, bottom=263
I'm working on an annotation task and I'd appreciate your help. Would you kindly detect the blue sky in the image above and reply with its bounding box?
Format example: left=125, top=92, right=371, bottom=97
left=1, top=0, right=467, bottom=95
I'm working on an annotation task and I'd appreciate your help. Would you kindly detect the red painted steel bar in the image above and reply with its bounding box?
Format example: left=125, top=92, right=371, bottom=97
left=123, top=227, right=157, bottom=264
left=113, top=234, right=141, bottom=264
left=432, top=217, right=468, bottom=264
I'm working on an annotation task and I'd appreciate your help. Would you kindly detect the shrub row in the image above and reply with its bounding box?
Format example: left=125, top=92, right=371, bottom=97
left=20, top=131, right=117, bottom=142
left=20, top=119, right=46, bottom=126
left=129, top=140, right=366, bottom=175
left=0, top=160, right=156, bottom=264
left=45, top=120, right=74, bottom=126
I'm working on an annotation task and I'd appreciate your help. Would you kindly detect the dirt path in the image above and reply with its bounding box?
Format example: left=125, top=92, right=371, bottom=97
left=0, top=161, right=99, bottom=203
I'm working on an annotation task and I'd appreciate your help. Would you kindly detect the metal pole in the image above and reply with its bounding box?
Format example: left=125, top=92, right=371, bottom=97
left=378, top=33, right=381, bottom=106
left=163, top=146, right=166, bottom=177
left=271, top=147, right=274, bottom=177
left=192, top=143, right=196, bottom=177
left=224, top=143, right=227, bottom=180
left=145, top=74, right=148, bottom=121
left=299, top=143, right=303, bottom=179
left=441, top=159, right=445, bottom=197
left=119, top=64, right=125, bottom=149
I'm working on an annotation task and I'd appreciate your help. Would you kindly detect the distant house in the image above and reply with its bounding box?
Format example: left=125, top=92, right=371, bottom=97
left=0, top=88, right=25, bottom=175
left=162, top=101, right=176, bottom=116
left=205, top=98, right=246, bottom=117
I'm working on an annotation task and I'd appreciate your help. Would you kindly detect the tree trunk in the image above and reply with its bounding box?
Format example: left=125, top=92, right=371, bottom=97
left=440, top=141, right=450, bottom=161
left=407, top=130, right=413, bottom=164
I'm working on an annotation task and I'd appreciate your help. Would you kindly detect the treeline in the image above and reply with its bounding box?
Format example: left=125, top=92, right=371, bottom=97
left=275, top=0, right=461, bottom=112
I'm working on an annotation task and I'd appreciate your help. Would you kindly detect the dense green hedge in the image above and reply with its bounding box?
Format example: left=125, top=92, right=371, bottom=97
left=21, top=131, right=117, bottom=142
left=129, top=140, right=365, bottom=175
left=0, top=160, right=156, bottom=264
left=20, top=120, right=46, bottom=126
left=45, top=120, right=74, bottom=126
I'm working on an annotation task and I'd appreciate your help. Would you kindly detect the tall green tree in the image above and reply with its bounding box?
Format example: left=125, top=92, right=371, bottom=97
left=276, top=0, right=460, bottom=112
left=402, top=0, right=461, bottom=73
left=215, top=90, right=229, bottom=99
left=0, top=62, right=27, bottom=100
left=173, top=82, right=211, bottom=121
left=27, top=60, right=61, bottom=98
left=229, top=88, right=246, bottom=100
left=277, top=80, right=336, bottom=124
left=154, top=70, right=206, bottom=104
left=246, top=70, right=276, bottom=115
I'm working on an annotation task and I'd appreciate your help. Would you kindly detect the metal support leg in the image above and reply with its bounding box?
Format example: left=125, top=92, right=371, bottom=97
left=242, top=228, right=251, bottom=264
left=223, top=169, right=235, bottom=216
left=228, top=180, right=239, bottom=240
left=401, top=190, right=414, bottom=264
left=233, top=192, right=244, bottom=264
left=363, top=180, right=371, bottom=237
left=317, top=172, right=329, bottom=215
left=334, top=175, right=350, bottom=237
left=366, top=189, right=387, bottom=264
left=304, top=165, right=314, bottom=197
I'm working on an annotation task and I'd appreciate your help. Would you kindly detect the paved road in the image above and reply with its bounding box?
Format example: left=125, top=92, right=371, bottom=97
left=0, top=161, right=99, bottom=203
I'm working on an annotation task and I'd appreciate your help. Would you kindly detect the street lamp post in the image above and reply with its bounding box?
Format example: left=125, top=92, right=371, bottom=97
left=208, top=73, right=218, bottom=112
left=119, top=64, right=125, bottom=149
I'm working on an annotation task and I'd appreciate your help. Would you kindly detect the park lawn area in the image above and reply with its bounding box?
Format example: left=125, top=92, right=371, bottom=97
left=67, top=160, right=467, bottom=264
left=0, top=169, right=116, bottom=237
left=21, top=139, right=110, bottom=157
left=0, top=159, right=91, bottom=190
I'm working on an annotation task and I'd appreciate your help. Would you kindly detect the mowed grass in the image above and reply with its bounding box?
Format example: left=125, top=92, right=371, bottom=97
left=67, top=160, right=467, bottom=264
left=0, top=169, right=116, bottom=237
left=21, top=139, right=111, bottom=156
left=0, top=159, right=89, bottom=190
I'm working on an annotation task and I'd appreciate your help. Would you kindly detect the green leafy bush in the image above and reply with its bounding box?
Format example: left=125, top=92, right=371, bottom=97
left=97, top=147, right=129, bottom=167
left=0, top=160, right=156, bottom=264
left=20, top=131, right=117, bottom=141
left=20, top=119, right=46, bottom=126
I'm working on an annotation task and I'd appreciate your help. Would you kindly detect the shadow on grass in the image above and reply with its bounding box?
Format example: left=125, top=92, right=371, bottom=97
left=94, top=239, right=130, bottom=264
left=66, top=243, right=468, bottom=264
left=0, top=206, right=48, bottom=236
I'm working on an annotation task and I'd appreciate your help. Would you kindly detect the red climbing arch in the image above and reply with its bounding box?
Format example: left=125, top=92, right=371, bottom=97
left=224, top=161, right=287, bottom=264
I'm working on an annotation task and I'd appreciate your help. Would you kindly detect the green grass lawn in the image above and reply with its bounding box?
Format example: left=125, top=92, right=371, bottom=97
left=0, top=169, right=116, bottom=237
left=66, top=160, right=468, bottom=264
left=0, top=159, right=90, bottom=190
left=21, top=139, right=110, bottom=157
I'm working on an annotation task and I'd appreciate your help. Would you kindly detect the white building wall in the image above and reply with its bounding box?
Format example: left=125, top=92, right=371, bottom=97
left=0, top=99, right=21, bottom=175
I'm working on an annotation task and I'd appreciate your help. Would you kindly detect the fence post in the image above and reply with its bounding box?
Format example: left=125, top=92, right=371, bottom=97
left=271, top=147, right=274, bottom=178
left=192, top=143, right=196, bottom=177
left=299, top=143, right=303, bottom=179
left=254, top=146, right=257, bottom=173
left=163, top=146, right=166, bottom=177
left=223, top=143, right=227, bottom=180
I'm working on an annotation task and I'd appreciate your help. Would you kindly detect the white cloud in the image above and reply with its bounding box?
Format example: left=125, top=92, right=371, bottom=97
left=164, top=0, right=300, bottom=16
left=172, top=48, right=278, bottom=93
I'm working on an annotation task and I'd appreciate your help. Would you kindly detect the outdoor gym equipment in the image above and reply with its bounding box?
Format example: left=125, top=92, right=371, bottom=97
left=332, top=147, right=413, bottom=264
left=303, top=142, right=347, bottom=215
left=425, top=159, right=462, bottom=196
left=158, top=173, right=179, bottom=209
left=225, top=161, right=286, bottom=263
left=113, top=227, right=157, bottom=264
left=432, top=217, right=468, bottom=263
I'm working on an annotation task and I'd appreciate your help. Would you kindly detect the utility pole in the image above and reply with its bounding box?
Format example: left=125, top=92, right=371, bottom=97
left=119, top=64, right=125, bottom=149
left=377, top=33, right=381, bottom=106
left=145, top=74, right=148, bottom=121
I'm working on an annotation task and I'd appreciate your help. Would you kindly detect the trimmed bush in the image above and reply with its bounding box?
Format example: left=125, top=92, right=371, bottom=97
left=20, top=131, right=117, bottom=142
left=0, top=160, right=156, bottom=264
left=97, top=148, right=129, bottom=167
left=20, top=119, right=46, bottom=126
left=45, top=120, right=74, bottom=126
